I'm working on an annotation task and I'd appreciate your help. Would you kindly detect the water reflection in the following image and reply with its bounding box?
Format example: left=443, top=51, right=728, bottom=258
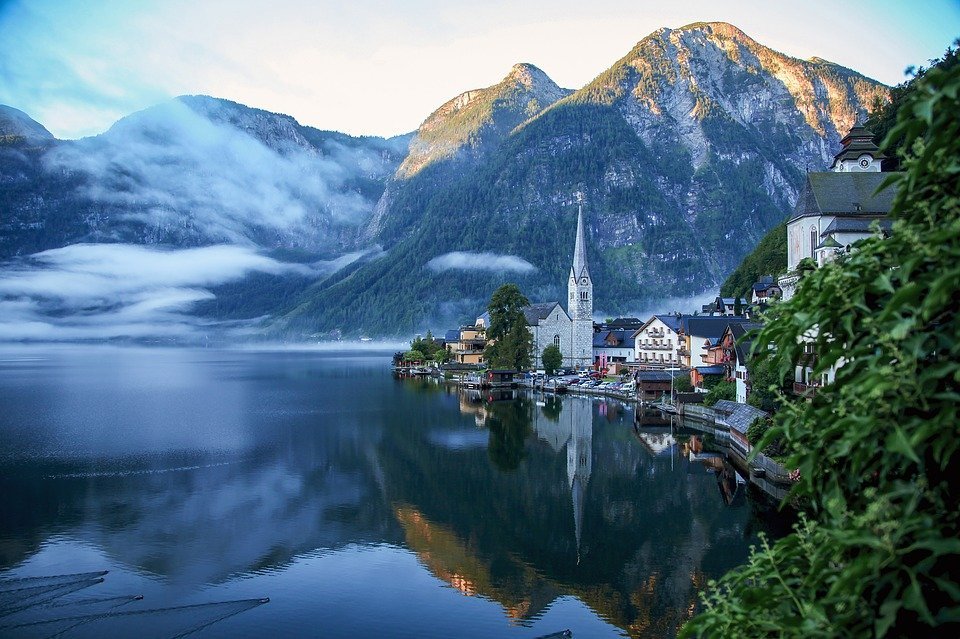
left=0, top=347, right=790, bottom=638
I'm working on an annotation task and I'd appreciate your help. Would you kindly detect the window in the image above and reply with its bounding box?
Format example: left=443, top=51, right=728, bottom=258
left=810, top=225, right=817, bottom=258
left=553, top=334, right=560, bottom=347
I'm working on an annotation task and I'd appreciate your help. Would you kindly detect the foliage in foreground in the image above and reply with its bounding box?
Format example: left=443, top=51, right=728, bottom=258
left=682, top=57, right=960, bottom=638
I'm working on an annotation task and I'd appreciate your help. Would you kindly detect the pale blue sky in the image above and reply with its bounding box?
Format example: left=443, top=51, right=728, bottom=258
left=1, top=0, right=957, bottom=139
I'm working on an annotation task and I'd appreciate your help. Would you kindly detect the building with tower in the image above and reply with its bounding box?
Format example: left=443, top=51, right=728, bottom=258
left=779, top=124, right=900, bottom=300
left=523, top=204, right=595, bottom=369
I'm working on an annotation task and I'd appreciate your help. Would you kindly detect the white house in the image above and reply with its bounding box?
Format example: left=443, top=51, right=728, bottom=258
left=593, top=329, right=635, bottom=367
left=632, top=315, right=683, bottom=368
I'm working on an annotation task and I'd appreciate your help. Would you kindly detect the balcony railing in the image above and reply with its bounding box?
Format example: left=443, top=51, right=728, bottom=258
left=641, top=344, right=673, bottom=351
left=793, top=382, right=818, bottom=397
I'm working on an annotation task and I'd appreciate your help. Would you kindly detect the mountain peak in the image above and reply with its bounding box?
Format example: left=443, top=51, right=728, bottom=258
left=505, top=63, right=551, bottom=89
left=0, top=105, right=55, bottom=145
left=675, top=21, right=751, bottom=40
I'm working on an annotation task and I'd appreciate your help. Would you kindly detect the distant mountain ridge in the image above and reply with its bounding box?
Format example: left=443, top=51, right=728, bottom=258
left=0, top=22, right=889, bottom=338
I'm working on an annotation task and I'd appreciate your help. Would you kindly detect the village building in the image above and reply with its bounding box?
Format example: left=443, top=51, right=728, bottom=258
left=749, top=276, right=781, bottom=305
left=703, top=322, right=762, bottom=403
left=680, top=315, right=752, bottom=388
left=779, top=125, right=900, bottom=300
left=445, top=325, right=487, bottom=365
left=592, top=328, right=635, bottom=369
left=631, top=315, right=683, bottom=368
left=700, top=296, right=749, bottom=316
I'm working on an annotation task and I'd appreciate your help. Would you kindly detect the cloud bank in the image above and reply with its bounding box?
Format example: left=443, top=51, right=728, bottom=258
left=426, top=251, right=536, bottom=274
left=0, top=243, right=318, bottom=341
left=43, top=98, right=398, bottom=248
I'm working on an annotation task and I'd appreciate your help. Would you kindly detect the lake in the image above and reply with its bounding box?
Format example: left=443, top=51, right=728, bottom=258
left=0, top=346, right=789, bottom=638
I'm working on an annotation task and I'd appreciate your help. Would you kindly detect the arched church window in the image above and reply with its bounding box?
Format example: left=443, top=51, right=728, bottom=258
left=810, top=226, right=817, bottom=258
left=553, top=334, right=560, bottom=347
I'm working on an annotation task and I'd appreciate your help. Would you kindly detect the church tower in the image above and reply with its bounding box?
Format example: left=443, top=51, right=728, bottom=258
left=829, top=123, right=886, bottom=173
left=568, top=202, right=594, bottom=367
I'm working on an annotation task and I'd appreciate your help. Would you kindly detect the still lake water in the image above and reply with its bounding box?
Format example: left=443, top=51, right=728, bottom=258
left=0, top=346, right=788, bottom=638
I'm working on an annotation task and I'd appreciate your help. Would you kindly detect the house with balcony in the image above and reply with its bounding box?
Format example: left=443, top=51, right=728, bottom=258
left=631, top=315, right=683, bottom=368
left=446, top=325, right=488, bottom=365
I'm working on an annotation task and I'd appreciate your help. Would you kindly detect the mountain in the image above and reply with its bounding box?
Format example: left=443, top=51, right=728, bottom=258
left=0, top=22, right=890, bottom=340
left=0, top=96, right=409, bottom=259
left=0, top=106, right=55, bottom=146
left=282, top=22, right=887, bottom=336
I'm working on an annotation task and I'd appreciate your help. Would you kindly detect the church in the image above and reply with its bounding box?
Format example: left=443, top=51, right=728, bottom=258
left=523, top=204, right=595, bottom=370
left=780, top=124, right=900, bottom=299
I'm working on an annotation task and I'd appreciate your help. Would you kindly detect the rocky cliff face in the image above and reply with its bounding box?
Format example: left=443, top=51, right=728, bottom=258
left=295, top=22, right=887, bottom=336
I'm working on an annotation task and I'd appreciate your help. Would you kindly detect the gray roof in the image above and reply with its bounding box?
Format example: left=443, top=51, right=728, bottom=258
left=714, top=401, right=768, bottom=435
left=822, top=216, right=893, bottom=235
left=695, top=365, right=726, bottom=375
left=816, top=235, right=843, bottom=250
left=751, top=276, right=776, bottom=292
left=444, top=329, right=460, bottom=342
left=682, top=316, right=751, bottom=340
left=831, top=124, right=887, bottom=166
left=728, top=322, right=762, bottom=363
left=523, top=302, right=563, bottom=326
left=594, top=329, right=632, bottom=348
left=655, top=314, right=683, bottom=332
left=789, top=172, right=901, bottom=222
left=635, top=371, right=678, bottom=382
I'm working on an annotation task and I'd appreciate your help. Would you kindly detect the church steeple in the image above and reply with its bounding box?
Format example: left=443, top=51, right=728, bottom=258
left=571, top=203, right=590, bottom=280
left=568, top=202, right=593, bottom=322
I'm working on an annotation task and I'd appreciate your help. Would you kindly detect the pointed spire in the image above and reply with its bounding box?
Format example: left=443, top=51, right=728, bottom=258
left=572, top=199, right=589, bottom=280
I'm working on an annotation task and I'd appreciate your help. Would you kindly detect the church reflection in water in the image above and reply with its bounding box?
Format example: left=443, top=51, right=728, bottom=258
left=380, top=388, right=789, bottom=637
left=0, top=355, right=791, bottom=639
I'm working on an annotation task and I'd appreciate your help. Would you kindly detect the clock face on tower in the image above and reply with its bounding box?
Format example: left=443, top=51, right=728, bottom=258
left=859, top=158, right=870, bottom=168
left=581, top=277, right=588, bottom=285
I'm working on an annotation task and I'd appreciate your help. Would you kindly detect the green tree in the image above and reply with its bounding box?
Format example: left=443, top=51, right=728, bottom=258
left=670, top=374, right=693, bottom=393
left=485, top=284, right=532, bottom=370
left=733, top=295, right=743, bottom=317
left=682, top=56, right=960, bottom=638
left=486, top=283, right=529, bottom=342
left=702, top=379, right=735, bottom=406
left=404, top=349, right=425, bottom=363
left=542, top=344, right=563, bottom=376
left=745, top=354, right=790, bottom=413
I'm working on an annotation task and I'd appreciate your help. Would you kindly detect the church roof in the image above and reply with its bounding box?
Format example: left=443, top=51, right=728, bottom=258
left=523, top=302, right=564, bottom=326
left=831, top=124, right=887, bottom=166
left=822, top=216, right=893, bottom=235
left=789, top=172, right=901, bottom=222
left=817, top=235, right=843, bottom=250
